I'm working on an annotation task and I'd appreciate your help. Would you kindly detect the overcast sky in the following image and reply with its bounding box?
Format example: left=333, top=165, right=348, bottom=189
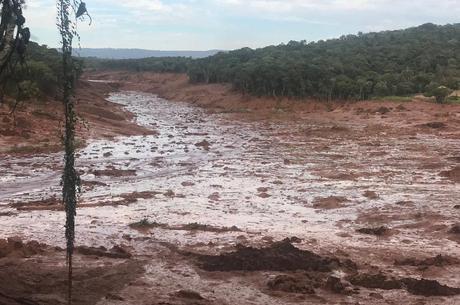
left=25, top=0, right=460, bottom=50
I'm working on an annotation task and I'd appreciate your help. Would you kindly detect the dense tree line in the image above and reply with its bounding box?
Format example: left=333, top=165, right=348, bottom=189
left=188, top=23, right=460, bottom=100
left=85, top=56, right=191, bottom=73
left=86, top=23, right=460, bottom=101
left=2, top=42, right=83, bottom=100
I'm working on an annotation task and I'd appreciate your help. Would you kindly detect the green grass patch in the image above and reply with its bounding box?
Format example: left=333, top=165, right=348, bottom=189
left=447, top=95, right=460, bottom=104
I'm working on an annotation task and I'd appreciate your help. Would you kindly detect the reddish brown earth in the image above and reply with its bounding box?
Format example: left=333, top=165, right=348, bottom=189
left=88, top=71, right=460, bottom=129
left=0, top=79, right=152, bottom=154
left=1, top=71, right=460, bottom=305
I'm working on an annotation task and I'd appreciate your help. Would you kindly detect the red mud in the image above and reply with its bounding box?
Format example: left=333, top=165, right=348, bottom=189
left=1, top=71, right=460, bottom=305
left=0, top=79, right=152, bottom=155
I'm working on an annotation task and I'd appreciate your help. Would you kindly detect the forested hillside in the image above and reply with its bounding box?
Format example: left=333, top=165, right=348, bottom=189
left=2, top=42, right=82, bottom=100
left=85, top=56, right=191, bottom=73
left=86, top=23, right=460, bottom=100
left=188, top=23, right=460, bottom=99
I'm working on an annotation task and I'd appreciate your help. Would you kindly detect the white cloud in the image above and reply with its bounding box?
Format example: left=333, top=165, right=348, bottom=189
left=20, top=0, right=460, bottom=49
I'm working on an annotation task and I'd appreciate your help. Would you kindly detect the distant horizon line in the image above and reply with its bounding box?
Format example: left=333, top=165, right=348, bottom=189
left=48, top=22, right=458, bottom=53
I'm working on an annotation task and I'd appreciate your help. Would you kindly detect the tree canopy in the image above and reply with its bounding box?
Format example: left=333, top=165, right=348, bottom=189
left=187, top=23, right=460, bottom=100
left=88, top=23, right=460, bottom=101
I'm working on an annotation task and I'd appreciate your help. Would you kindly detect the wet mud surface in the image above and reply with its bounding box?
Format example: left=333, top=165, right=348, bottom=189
left=1, top=88, right=460, bottom=304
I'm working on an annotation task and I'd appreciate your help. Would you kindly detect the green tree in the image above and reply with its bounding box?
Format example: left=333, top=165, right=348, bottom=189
left=426, top=85, right=453, bottom=103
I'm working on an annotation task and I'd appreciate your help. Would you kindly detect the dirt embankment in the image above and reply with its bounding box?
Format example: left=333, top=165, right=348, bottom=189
left=0, top=237, right=144, bottom=305
left=0, top=80, right=152, bottom=155
left=86, top=71, right=460, bottom=131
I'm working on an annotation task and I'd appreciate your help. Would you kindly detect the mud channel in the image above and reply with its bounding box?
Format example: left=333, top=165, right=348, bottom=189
left=0, top=89, right=459, bottom=305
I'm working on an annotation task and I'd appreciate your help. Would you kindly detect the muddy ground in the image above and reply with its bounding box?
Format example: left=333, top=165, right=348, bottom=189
left=0, top=71, right=459, bottom=305
left=0, top=79, right=152, bottom=154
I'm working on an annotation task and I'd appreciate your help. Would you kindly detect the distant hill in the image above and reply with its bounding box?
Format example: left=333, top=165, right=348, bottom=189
left=85, top=23, right=460, bottom=101
left=186, top=23, right=460, bottom=99
left=74, top=48, right=221, bottom=59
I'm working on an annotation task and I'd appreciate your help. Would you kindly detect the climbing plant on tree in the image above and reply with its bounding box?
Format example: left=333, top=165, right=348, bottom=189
left=56, top=0, right=90, bottom=303
left=0, top=0, right=30, bottom=104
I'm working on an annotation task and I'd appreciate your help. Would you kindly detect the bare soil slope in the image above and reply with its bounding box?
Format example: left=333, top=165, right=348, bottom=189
left=0, top=79, right=152, bottom=154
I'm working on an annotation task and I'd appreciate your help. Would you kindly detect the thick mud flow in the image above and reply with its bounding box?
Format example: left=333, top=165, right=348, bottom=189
left=1, top=91, right=459, bottom=304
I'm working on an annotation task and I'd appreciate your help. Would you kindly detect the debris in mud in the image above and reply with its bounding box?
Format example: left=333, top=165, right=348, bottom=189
left=374, top=107, right=390, bottom=114
left=81, top=180, right=108, bottom=189
left=363, top=191, right=378, bottom=199
left=395, top=254, right=459, bottom=267
left=257, top=192, right=271, bottom=198
left=286, top=236, right=302, bottom=243
left=195, top=139, right=211, bottom=150
left=163, top=189, right=185, bottom=198
left=356, top=226, right=389, bottom=236
left=440, top=166, right=460, bottom=182
left=0, top=256, right=143, bottom=305
left=448, top=224, right=460, bottom=234
left=181, top=181, right=195, bottom=187
left=314, top=170, right=360, bottom=180
left=174, top=289, right=205, bottom=300
left=0, top=211, right=16, bottom=217
left=129, top=218, right=165, bottom=231
left=189, top=240, right=355, bottom=272
left=329, top=125, right=349, bottom=132
left=105, top=293, right=125, bottom=301
left=181, top=222, right=241, bottom=233
left=325, top=275, right=349, bottom=294
left=10, top=196, right=60, bottom=210
left=0, top=238, right=47, bottom=258
left=348, top=272, right=460, bottom=296
left=92, top=168, right=136, bottom=177
left=422, top=122, right=447, bottom=129
left=76, top=245, right=132, bottom=259
left=9, top=191, right=159, bottom=211
left=267, top=274, right=316, bottom=294
left=129, top=219, right=241, bottom=233
left=208, top=192, right=220, bottom=201
left=369, top=292, right=384, bottom=299
left=448, top=156, right=460, bottom=163
left=348, top=272, right=400, bottom=290
left=395, top=200, right=414, bottom=206
left=313, top=196, right=349, bottom=209
left=122, top=191, right=159, bottom=200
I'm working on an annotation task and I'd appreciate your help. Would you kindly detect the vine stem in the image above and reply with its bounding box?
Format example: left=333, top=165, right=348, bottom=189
left=57, top=0, right=79, bottom=304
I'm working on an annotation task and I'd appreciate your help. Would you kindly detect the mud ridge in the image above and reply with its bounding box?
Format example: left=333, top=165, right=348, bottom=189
left=187, top=239, right=357, bottom=272
left=348, top=272, right=460, bottom=297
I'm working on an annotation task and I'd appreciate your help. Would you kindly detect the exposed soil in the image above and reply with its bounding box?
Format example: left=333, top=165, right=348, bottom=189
left=0, top=79, right=152, bottom=155
left=1, top=71, right=460, bottom=305
left=394, top=254, right=460, bottom=267
left=356, top=226, right=389, bottom=236
left=312, top=196, right=350, bottom=209
left=348, top=273, right=460, bottom=296
left=129, top=220, right=241, bottom=234
left=187, top=239, right=355, bottom=272
left=440, top=166, right=460, bottom=182
left=0, top=237, right=144, bottom=305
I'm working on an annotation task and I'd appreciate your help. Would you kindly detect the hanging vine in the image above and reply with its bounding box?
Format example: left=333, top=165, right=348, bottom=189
left=56, top=1, right=90, bottom=304
left=0, top=0, right=30, bottom=105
